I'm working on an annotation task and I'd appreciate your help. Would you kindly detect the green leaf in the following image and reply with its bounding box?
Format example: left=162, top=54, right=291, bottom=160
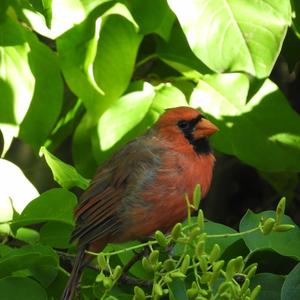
left=12, top=188, right=77, bottom=229
left=0, top=244, right=58, bottom=278
left=19, top=31, right=63, bottom=150
left=20, top=0, right=114, bottom=39
left=125, top=0, right=175, bottom=40
left=0, top=159, right=39, bottom=234
left=0, top=277, right=47, bottom=300
left=281, top=263, right=300, bottom=300
left=168, top=278, right=188, bottom=300
left=156, top=20, right=212, bottom=75
left=15, top=228, right=40, bottom=245
left=200, top=219, right=240, bottom=255
left=249, top=273, right=284, bottom=300
left=292, top=0, right=300, bottom=36
left=98, top=82, right=155, bottom=150
left=58, top=9, right=142, bottom=120
left=0, top=17, right=35, bottom=125
left=168, top=0, right=291, bottom=78
left=41, top=146, right=90, bottom=189
left=190, top=73, right=300, bottom=172
left=240, top=210, right=300, bottom=260
left=0, top=17, right=35, bottom=155
left=72, top=113, right=99, bottom=177
left=92, top=82, right=187, bottom=164
left=40, top=222, right=73, bottom=249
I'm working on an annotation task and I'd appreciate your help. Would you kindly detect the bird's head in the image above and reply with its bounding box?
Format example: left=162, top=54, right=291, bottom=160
left=154, top=106, right=219, bottom=154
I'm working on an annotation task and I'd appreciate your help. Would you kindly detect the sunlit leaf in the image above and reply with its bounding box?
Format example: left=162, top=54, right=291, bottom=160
left=168, top=0, right=291, bottom=78
left=0, top=159, right=39, bottom=234
left=12, top=188, right=77, bottom=229
left=125, top=0, right=175, bottom=40
left=190, top=73, right=300, bottom=171
left=98, top=82, right=155, bottom=150
left=20, top=0, right=114, bottom=39
left=19, top=30, right=63, bottom=150
left=41, top=146, right=90, bottom=189
left=58, top=9, right=142, bottom=120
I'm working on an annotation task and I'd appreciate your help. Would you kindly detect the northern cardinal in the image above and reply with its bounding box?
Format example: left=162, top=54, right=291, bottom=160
left=62, top=106, right=218, bottom=300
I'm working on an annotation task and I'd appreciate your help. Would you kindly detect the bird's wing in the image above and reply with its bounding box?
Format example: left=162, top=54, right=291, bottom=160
left=71, top=137, right=163, bottom=246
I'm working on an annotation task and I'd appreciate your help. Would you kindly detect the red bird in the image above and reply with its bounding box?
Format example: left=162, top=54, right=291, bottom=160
left=62, top=106, right=218, bottom=300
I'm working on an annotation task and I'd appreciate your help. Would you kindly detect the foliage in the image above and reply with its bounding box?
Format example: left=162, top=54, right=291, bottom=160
left=1, top=0, right=300, bottom=299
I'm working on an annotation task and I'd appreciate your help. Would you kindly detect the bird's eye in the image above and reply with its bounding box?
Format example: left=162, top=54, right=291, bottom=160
left=177, top=120, right=189, bottom=129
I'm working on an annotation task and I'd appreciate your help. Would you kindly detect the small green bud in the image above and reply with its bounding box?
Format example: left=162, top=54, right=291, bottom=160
left=193, top=184, right=202, bottom=210
left=231, top=256, right=244, bottom=273
left=155, top=230, right=168, bottom=247
left=226, top=256, right=244, bottom=279
left=163, top=259, right=176, bottom=271
left=246, top=264, right=258, bottom=279
left=154, top=283, right=163, bottom=296
left=273, top=224, right=295, bottom=232
left=250, top=285, right=261, bottom=300
left=171, top=223, right=182, bottom=240
left=198, top=256, right=208, bottom=273
left=200, top=271, right=212, bottom=284
left=142, top=257, right=153, bottom=273
left=189, top=227, right=201, bottom=241
left=95, top=272, right=105, bottom=282
left=164, top=275, right=173, bottom=283
left=97, top=253, right=107, bottom=270
left=187, top=288, right=198, bottom=299
left=134, top=286, right=146, bottom=300
left=149, top=250, right=160, bottom=266
left=241, top=278, right=250, bottom=294
left=275, top=197, right=286, bottom=224
left=197, top=209, right=204, bottom=230
left=103, top=277, right=113, bottom=289
left=218, top=281, right=231, bottom=294
left=220, top=292, right=231, bottom=300
left=213, top=260, right=224, bottom=272
left=209, top=244, right=221, bottom=263
left=170, top=271, right=186, bottom=278
left=195, top=241, right=205, bottom=258
left=112, top=265, right=122, bottom=280
left=180, top=254, right=191, bottom=274
left=261, top=217, right=275, bottom=235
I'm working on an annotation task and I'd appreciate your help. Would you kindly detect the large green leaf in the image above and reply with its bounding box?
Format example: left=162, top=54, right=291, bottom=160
left=240, top=210, right=300, bottom=260
left=168, top=0, right=291, bottom=78
left=250, top=273, right=284, bottom=300
left=40, top=222, right=73, bottom=249
left=0, top=17, right=35, bottom=155
left=0, top=159, right=39, bottom=234
left=190, top=73, right=300, bottom=172
left=19, top=31, right=63, bottom=150
left=0, top=277, right=47, bottom=300
left=41, top=146, right=90, bottom=189
left=156, top=21, right=212, bottom=75
left=0, top=244, right=58, bottom=278
left=72, top=113, right=99, bottom=177
left=98, top=82, right=155, bottom=150
left=12, top=188, right=77, bottom=229
left=58, top=8, right=142, bottom=120
left=19, top=0, right=114, bottom=39
left=125, top=0, right=175, bottom=40
left=93, top=82, right=187, bottom=160
left=281, top=263, right=300, bottom=300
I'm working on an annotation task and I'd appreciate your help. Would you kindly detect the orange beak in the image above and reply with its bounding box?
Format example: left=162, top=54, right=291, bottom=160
left=193, top=118, right=219, bottom=139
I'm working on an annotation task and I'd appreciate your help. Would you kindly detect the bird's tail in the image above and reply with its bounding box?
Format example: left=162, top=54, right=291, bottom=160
left=61, top=245, right=86, bottom=300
